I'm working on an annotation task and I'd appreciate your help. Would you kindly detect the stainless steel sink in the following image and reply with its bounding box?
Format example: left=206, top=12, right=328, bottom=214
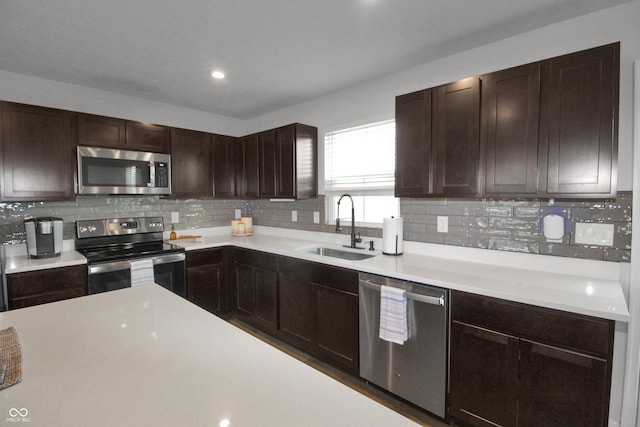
left=300, top=246, right=377, bottom=261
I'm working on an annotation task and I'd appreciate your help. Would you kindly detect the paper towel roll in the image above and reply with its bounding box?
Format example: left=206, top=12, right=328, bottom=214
left=382, top=217, right=403, bottom=255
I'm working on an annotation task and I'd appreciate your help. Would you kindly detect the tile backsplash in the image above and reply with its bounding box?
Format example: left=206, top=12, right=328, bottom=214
left=0, top=192, right=631, bottom=262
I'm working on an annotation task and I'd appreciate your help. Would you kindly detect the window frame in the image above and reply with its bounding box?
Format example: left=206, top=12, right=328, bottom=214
left=321, top=115, right=398, bottom=228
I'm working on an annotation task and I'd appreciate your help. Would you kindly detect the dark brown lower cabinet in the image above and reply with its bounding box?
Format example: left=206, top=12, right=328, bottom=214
left=6, top=264, right=88, bottom=309
left=449, top=290, right=614, bottom=427
left=234, top=248, right=278, bottom=334
left=277, top=256, right=359, bottom=374
left=186, top=248, right=227, bottom=314
left=278, top=273, right=314, bottom=352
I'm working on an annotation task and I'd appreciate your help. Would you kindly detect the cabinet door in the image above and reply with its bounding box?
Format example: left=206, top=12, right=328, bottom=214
left=186, top=248, right=226, bottom=314
left=125, top=121, right=169, bottom=153
left=254, top=268, right=278, bottom=333
left=275, top=125, right=295, bottom=198
left=483, top=64, right=540, bottom=196
left=7, top=265, right=88, bottom=309
left=519, top=339, right=609, bottom=427
left=539, top=43, right=618, bottom=197
left=1, top=102, right=75, bottom=201
left=212, top=134, right=238, bottom=198
left=449, top=321, right=519, bottom=427
left=187, top=263, right=223, bottom=314
left=315, top=284, right=358, bottom=373
left=433, top=78, right=481, bottom=196
left=77, top=113, right=126, bottom=148
left=240, top=134, right=260, bottom=198
left=170, top=128, right=212, bottom=198
left=235, top=263, right=256, bottom=316
left=259, top=130, right=277, bottom=198
left=278, top=273, right=314, bottom=352
left=395, top=89, right=432, bottom=197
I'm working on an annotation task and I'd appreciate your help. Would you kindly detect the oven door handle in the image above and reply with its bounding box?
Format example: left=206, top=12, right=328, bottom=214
left=88, top=253, right=185, bottom=275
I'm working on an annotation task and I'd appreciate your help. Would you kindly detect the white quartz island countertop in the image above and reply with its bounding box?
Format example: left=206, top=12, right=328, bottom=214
left=0, top=284, right=421, bottom=426
left=171, top=226, right=629, bottom=322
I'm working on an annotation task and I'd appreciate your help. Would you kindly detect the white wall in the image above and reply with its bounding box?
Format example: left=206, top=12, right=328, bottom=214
left=0, top=70, right=246, bottom=137
left=245, top=1, right=640, bottom=192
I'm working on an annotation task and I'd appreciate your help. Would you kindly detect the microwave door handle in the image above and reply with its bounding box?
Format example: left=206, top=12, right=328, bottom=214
left=148, top=161, right=155, bottom=187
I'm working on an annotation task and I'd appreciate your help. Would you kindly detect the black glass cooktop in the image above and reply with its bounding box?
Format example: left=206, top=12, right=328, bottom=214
left=77, top=241, right=184, bottom=264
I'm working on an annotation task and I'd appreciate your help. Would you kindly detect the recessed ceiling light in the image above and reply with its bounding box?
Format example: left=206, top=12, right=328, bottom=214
left=210, top=70, right=225, bottom=79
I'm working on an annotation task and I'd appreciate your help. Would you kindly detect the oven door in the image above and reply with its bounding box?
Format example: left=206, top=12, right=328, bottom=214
left=87, top=253, right=186, bottom=297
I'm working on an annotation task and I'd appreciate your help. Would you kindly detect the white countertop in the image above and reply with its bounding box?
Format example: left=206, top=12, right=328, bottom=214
left=170, top=226, right=629, bottom=322
left=3, top=240, right=86, bottom=274
left=2, top=225, right=629, bottom=321
left=0, top=284, right=421, bottom=426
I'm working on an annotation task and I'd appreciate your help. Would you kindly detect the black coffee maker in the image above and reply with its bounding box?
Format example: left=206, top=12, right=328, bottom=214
left=24, top=217, right=63, bottom=259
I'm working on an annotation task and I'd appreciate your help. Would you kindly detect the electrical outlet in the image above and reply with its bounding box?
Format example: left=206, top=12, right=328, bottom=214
left=437, top=216, right=448, bottom=233
left=292, top=210, right=298, bottom=222
left=171, top=212, right=179, bottom=223
left=575, top=222, right=614, bottom=246
left=313, top=211, right=320, bottom=224
left=235, top=209, right=241, bottom=219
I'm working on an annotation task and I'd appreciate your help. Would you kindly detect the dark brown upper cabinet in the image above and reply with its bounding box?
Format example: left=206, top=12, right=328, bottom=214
left=170, top=127, right=212, bottom=198
left=482, top=63, right=541, bottom=196
left=77, top=113, right=169, bottom=153
left=395, top=89, right=432, bottom=197
left=433, top=78, right=481, bottom=196
left=396, top=43, right=619, bottom=199
left=259, top=129, right=277, bottom=198
left=240, top=123, right=317, bottom=200
left=240, top=133, right=260, bottom=198
left=276, top=123, right=317, bottom=199
left=212, top=134, right=239, bottom=199
left=395, top=78, right=481, bottom=198
left=1, top=101, right=75, bottom=201
left=538, top=43, right=619, bottom=198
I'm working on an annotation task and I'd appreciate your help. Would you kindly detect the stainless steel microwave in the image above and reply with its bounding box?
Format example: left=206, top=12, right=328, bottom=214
left=77, top=146, right=171, bottom=195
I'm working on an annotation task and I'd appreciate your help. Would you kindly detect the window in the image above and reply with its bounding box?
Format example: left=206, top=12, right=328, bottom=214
left=324, top=119, right=398, bottom=227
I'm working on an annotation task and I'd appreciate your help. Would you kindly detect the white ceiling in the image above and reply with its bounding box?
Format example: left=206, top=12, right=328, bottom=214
left=0, top=0, right=633, bottom=119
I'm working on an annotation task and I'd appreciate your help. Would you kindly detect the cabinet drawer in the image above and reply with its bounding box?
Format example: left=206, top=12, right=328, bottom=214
left=451, top=290, right=613, bottom=358
left=278, top=256, right=358, bottom=294
left=235, top=248, right=277, bottom=271
left=186, top=247, right=226, bottom=268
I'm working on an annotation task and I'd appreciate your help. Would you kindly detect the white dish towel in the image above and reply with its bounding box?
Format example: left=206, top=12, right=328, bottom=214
left=130, top=259, right=155, bottom=286
left=379, top=285, right=408, bottom=345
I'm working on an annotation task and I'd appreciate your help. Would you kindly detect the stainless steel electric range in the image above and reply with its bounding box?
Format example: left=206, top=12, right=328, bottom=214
left=75, top=217, right=186, bottom=297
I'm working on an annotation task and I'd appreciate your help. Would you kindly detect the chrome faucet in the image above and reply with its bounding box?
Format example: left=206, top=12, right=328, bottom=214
left=336, top=194, right=363, bottom=249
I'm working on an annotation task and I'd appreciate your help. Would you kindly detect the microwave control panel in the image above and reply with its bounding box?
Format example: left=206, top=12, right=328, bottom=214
left=155, top=162, right=169, bottom=188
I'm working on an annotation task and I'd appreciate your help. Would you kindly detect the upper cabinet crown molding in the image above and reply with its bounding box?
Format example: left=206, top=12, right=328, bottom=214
left=396, top=42, right=620, bottom=199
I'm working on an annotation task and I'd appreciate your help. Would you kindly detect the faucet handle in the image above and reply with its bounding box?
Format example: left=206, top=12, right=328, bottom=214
left=355, top=232, right=362, bottom=243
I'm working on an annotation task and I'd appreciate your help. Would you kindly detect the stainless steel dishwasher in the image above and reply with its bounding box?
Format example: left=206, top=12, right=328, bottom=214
left=359, top=272, right=448, bottom=418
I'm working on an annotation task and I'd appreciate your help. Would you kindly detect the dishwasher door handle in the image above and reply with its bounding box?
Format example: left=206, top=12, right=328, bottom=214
left=359, top=279, right=445, bottom=306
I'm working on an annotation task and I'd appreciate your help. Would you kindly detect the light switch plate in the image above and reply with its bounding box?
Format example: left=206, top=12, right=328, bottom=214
left=575, top=222, right=614, bottom=246
left=171, top=212, right=179, bottom=223
left=235, top=209, right=241, bottom=219
left=313, top=211, right=320, bottom=224
left=437, top=216, right=448, bottom=233
left=292, top=210, right=298, bottom=222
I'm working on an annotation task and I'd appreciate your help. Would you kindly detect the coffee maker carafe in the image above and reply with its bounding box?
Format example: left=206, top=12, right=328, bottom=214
left=24, top=217, right=63, bottom=259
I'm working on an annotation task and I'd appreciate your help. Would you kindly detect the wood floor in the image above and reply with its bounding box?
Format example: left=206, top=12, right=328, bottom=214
left=229, top=318, right=450, bottom=427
